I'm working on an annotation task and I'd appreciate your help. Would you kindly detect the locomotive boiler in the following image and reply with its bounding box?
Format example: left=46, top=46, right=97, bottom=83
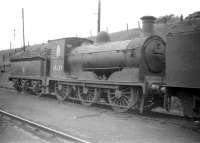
left=68, top=33, right=165, bottom=81
left=9, top=16, right=167, bottom=114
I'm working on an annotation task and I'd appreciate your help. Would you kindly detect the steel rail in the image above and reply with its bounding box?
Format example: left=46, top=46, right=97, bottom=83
left=0, top=86, right=14, bottom=90
left=0, top=109, right=91, bottom=143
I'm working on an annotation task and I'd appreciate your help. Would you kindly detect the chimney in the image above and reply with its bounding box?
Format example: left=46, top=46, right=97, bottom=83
left=140, top=16, right=156, bottom=35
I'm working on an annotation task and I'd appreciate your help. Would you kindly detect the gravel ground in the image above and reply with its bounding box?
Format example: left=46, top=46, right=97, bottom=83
left=0, top=118, right=48, bottom=143
left=0, top=73, right=13, bottom=90
left=0, top=88, right=199, bottom=143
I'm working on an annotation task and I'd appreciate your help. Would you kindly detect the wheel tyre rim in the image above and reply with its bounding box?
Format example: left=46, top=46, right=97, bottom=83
left=108, top=87, right=138, bottom=112
left=56, top=86, right=68, bottom=101
left=79, top=87, right=99, bottom=106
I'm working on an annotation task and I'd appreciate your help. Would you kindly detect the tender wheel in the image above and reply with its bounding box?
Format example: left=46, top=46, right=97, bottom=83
left=78, top=87, right=99, bottom=106
left=178, top=92, right=200, bottom=119
left=108, top=86, right=140, bottom=112
left=13, top=79, right=22, bottom=92
left=55, top=84, right=69, bottom=101
left=68, top=86, right=79, bottom=100
left=21, top=80, right=29, bottom=93
left=32, top=81, right=42, bottom=97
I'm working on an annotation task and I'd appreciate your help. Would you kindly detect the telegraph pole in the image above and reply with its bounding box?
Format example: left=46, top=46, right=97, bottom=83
left=126, top=23, right=129, bottom=31
left=22, top=8, right=25, bottom=51
left=10, top=42, right=12, bottom=50
left=97, top=0, right=101, bottom=33
left=13, top=28, right=15, bottom=49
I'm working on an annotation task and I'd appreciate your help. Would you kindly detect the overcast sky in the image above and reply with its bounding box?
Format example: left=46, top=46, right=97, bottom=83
left=0, top=0, right=199, bottom=50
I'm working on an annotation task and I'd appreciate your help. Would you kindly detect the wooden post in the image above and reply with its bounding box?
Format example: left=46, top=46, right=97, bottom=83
left=22, top=8, right=25, bottom=51
left=97, top=0, right=101, bottom=33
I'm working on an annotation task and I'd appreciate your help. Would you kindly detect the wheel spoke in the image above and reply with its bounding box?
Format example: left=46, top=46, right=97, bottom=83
left=108, top=87, right=141, bottom=112
left=110, top=95, right=115, bottom=100
left=79, top=87, right=100, bottom=106
left=32, top=81, right=42, bottom=97
left=119, top=100, right=123, bottom=106
left=55, top=84, right=71, bottom=101
left=68, top=86, right=78, bottom=100
left=123, top=95, right=129, bottom=100
left=124, top=97, right=129, bottom=104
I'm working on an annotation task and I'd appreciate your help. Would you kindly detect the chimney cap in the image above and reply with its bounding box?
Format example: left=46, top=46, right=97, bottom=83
left=141, top=16, right=156, bottom=21
left=96, top=31, right=110, bottom=43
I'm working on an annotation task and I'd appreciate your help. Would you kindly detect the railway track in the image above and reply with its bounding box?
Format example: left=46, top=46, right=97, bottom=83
left=0, top=85, right=14, bottom=90
left=129, top=111, right=200, bottom=132
left=91, top=103, right=200, bottom=133
left=0, top=109, right=91, bottom=143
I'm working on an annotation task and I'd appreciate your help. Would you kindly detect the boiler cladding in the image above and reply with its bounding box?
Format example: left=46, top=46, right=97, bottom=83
left=67, top=35, right=165, bottom=74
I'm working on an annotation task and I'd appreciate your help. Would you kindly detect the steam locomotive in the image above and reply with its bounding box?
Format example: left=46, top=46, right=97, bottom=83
left=8, top=16, right=200, bottom=119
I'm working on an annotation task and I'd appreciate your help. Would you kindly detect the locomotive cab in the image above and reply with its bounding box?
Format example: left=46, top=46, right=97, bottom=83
left=48, top=37, right=93, bottom=79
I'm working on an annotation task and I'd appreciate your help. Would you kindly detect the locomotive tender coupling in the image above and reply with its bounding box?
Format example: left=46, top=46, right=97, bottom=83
left=8, top=14, right=200, bottom=118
